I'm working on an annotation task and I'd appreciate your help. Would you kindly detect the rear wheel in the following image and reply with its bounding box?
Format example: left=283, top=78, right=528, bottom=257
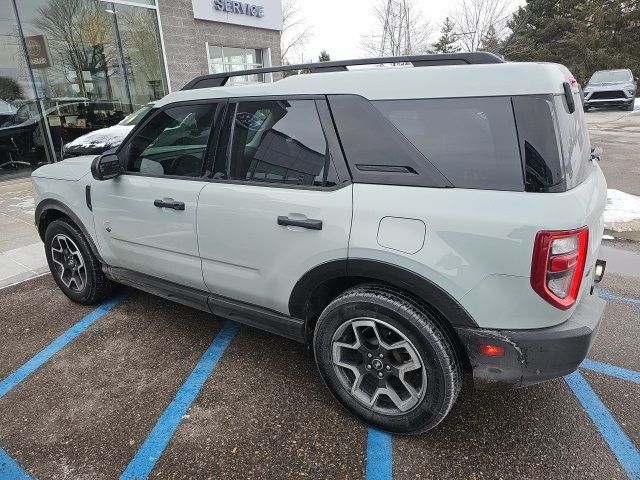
left=45, top=218, right=117, bottom=304
left=313, top=284, right=461, bottom=434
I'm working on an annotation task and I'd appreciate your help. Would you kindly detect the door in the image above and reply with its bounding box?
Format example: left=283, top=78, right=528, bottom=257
left=197, top=98, right=353, bottom=314
left=91, top=102, right=223, bottom=290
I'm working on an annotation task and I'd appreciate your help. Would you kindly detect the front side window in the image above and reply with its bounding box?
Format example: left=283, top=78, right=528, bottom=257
left=125, top=104, right=217, bottom=178
left=223, top=100, right=333, bottom=187
left=374, top=97, right=524, bottom=191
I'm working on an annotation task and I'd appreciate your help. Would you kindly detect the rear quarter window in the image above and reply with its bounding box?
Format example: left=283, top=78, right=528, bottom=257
left=553, top=94, right=592, bottom=189
left=374, top=97, right=524, bottom=191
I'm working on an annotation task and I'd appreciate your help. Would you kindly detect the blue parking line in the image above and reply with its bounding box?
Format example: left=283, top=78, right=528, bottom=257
left=0, top=291, right=129, bottom=399
left=366, top=427, right=392, bottom=480
left=598, top=289, right=640, bottom=305
left=582, top=359, right=640, bottom=385
left=565, top=371, right=640, bottom=479
left=120, top=321, right=240, bottom=480
left=0, top=446, right=32, bottom=480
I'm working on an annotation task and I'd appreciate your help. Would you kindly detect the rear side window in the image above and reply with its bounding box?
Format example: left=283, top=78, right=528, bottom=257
left=223, top=99, right=335, bottom=187
left=511, top=96, right=564, bottom=192
left=374, top=97, right=524, bottom=191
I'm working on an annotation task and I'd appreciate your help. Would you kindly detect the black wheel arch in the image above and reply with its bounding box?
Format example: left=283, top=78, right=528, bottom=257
left=289, top=258, right=479, bottom=336
left=36, top=199, right=105, bottom=264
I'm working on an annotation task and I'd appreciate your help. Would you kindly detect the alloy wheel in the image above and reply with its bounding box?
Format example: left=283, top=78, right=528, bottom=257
left=331, top=317, right=427, bottom=416
left=50, top=233, right=87, bottom=293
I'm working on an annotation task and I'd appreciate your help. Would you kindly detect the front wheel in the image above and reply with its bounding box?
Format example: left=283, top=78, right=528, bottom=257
left=313, top=284, right=461, bottom=434
left=44, top=218, right=117, bottom=304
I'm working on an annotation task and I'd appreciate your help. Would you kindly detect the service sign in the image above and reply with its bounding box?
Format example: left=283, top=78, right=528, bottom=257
left=25, top=35, right=51, bottom=69
left=192, top=0, right=283, bottom=30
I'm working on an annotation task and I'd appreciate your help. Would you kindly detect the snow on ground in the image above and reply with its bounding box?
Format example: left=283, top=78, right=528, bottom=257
left=8, top=195, right=35, bottom=216
left=604, top=189, right=640, bottom=229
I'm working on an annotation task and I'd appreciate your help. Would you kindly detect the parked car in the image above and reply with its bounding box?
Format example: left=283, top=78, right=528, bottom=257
left=32, top=53, right=608, bottom=434
left=583, top=68, right=637, bottom=111
left=63, top=104, right=153, bottom=158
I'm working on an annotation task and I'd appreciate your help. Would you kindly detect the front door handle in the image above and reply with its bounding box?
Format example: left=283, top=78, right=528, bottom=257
left=277, top=216, right=323, bottom=230
left=154, top=199, right=185, bottom=210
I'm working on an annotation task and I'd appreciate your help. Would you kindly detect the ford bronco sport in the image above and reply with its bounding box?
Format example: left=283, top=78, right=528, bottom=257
left=32, top=53, right=608, bottom=434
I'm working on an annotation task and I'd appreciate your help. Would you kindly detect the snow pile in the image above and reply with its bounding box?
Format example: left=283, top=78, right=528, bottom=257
left=7, top=194, right=35, bottom=216
left=65, top=124, right=133, bottom=149
left=604, top=189, right=640, bottom=231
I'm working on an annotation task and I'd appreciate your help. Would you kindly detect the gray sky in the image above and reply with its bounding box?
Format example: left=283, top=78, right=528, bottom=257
left=288, top=0, right=524, bottom=63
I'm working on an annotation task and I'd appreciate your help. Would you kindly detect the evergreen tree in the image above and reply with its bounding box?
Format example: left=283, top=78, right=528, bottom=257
left=318, top=50, right=330, bottom=62
left=432, top=17, right=460, bottom=53
left=504, top=0, right=640, bottom=84
left=480, top=24, right=501, bottom=51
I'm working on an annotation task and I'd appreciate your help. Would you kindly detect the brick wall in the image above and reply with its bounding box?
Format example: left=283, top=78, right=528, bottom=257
left=157, top=0, right=282, bottom=90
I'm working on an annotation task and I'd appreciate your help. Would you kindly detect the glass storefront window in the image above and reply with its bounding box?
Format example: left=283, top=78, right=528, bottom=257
left=0, top=0, right=168, bottom=180
left=0, top=0, right=52, bottom=179
left=207, top=45, right=265, bottom=84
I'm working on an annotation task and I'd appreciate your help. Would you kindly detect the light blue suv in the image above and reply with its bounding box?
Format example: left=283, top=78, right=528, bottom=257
left=32, top=53, right=608, bottom=434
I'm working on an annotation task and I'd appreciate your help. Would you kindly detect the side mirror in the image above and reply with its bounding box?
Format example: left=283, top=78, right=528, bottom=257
left=91, top=153, right=123, bottom=180
left=590, top=146, right=603, bottom=161
left=635, top=77, right=639, bottom=83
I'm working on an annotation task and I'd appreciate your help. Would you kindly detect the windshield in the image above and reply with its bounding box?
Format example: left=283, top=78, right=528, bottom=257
left=119, top=105, right=152, bottom=126
left=589, top=70, right=632, bottom=83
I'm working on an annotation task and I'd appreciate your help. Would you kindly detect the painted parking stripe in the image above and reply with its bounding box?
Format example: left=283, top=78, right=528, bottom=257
left=0, top=446, right=32, bottom=480
left=120, top=321, right=240, bottom=480
left=565, top=371, right=640, bottom=480
left=366, top=428, right=392, bottom=480
left=0, top=291, right=129, bottom=399
left=582, top=359, right=640, bottom=385
left=598, top=289, right=640, bottom=306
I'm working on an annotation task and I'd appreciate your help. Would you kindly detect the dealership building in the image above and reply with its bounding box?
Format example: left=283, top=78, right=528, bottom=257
left=0, top=0, right=282, bottom=180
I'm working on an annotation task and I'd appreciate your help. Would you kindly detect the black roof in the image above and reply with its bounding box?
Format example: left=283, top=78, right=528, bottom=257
left=181, top=52, right=505, bottom=91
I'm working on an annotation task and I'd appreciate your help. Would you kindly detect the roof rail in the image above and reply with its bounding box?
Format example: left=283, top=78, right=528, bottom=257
left=181, top=52, right=504, bottom=90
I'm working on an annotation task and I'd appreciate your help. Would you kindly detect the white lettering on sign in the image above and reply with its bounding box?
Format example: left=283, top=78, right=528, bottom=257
left=214, top=0, right=265, bottom=17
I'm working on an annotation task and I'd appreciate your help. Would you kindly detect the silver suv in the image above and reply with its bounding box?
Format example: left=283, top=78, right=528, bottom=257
left=32, top=53, right=608, bottom=434
left=583, top=68, right=637, bottom=111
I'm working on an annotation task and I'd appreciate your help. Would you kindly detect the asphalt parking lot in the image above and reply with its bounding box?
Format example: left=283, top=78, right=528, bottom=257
left=585, top=107, right=640, bottom=197
left=0, top=268, right=639, bottom=479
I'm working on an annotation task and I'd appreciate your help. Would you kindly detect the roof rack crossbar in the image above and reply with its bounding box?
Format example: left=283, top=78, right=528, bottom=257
left=181, top=52, right=504, bottom=90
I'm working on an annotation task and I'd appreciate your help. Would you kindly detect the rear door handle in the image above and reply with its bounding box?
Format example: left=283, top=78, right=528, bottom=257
left=154, top=199, right=185, bottom=210
left=277, top=216, right=323, bottom=230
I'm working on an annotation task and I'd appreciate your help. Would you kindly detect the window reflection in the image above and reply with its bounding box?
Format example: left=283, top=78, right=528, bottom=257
left=0, top=0, right=168, bottom=178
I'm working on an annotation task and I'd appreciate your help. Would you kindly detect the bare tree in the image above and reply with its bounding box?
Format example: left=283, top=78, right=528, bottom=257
left=280, top=0, right=313, bottom=64
left=450, top=0, right=511, bottom=52
left=36, top=0, right=115, bottom=98
left=360, top=0, right=432, bottom=58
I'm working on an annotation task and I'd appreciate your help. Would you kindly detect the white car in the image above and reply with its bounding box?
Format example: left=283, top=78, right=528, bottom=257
left=32, top=53, right=608, bottom=434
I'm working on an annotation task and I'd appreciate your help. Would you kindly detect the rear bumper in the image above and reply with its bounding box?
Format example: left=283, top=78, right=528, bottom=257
left=454, top=292, right=606, bottom=389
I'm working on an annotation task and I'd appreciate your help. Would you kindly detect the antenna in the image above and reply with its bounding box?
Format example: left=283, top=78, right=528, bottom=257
left=497, top=9, right=532, bottom=57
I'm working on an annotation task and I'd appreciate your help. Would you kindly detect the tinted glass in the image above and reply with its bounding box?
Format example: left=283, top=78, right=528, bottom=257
left=553, top=94, right=591, bottom=189
left=511, top=96, right=564, bottom=192
left=225, top=100, right=331, bottom=186
left=374, top=97, right=524, bottom=191
left=126, top=104, right=216, bottom=177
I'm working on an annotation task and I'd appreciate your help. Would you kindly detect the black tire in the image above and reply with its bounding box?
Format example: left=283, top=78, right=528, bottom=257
left=625, top=102, right=634, bottom=111
left=44, top=218, right=117, bottom=304
left=313, top=283, right=461, bottom=435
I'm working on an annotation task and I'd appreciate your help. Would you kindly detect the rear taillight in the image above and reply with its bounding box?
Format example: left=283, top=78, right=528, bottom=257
left=531, top=227, right=589, bottom=310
